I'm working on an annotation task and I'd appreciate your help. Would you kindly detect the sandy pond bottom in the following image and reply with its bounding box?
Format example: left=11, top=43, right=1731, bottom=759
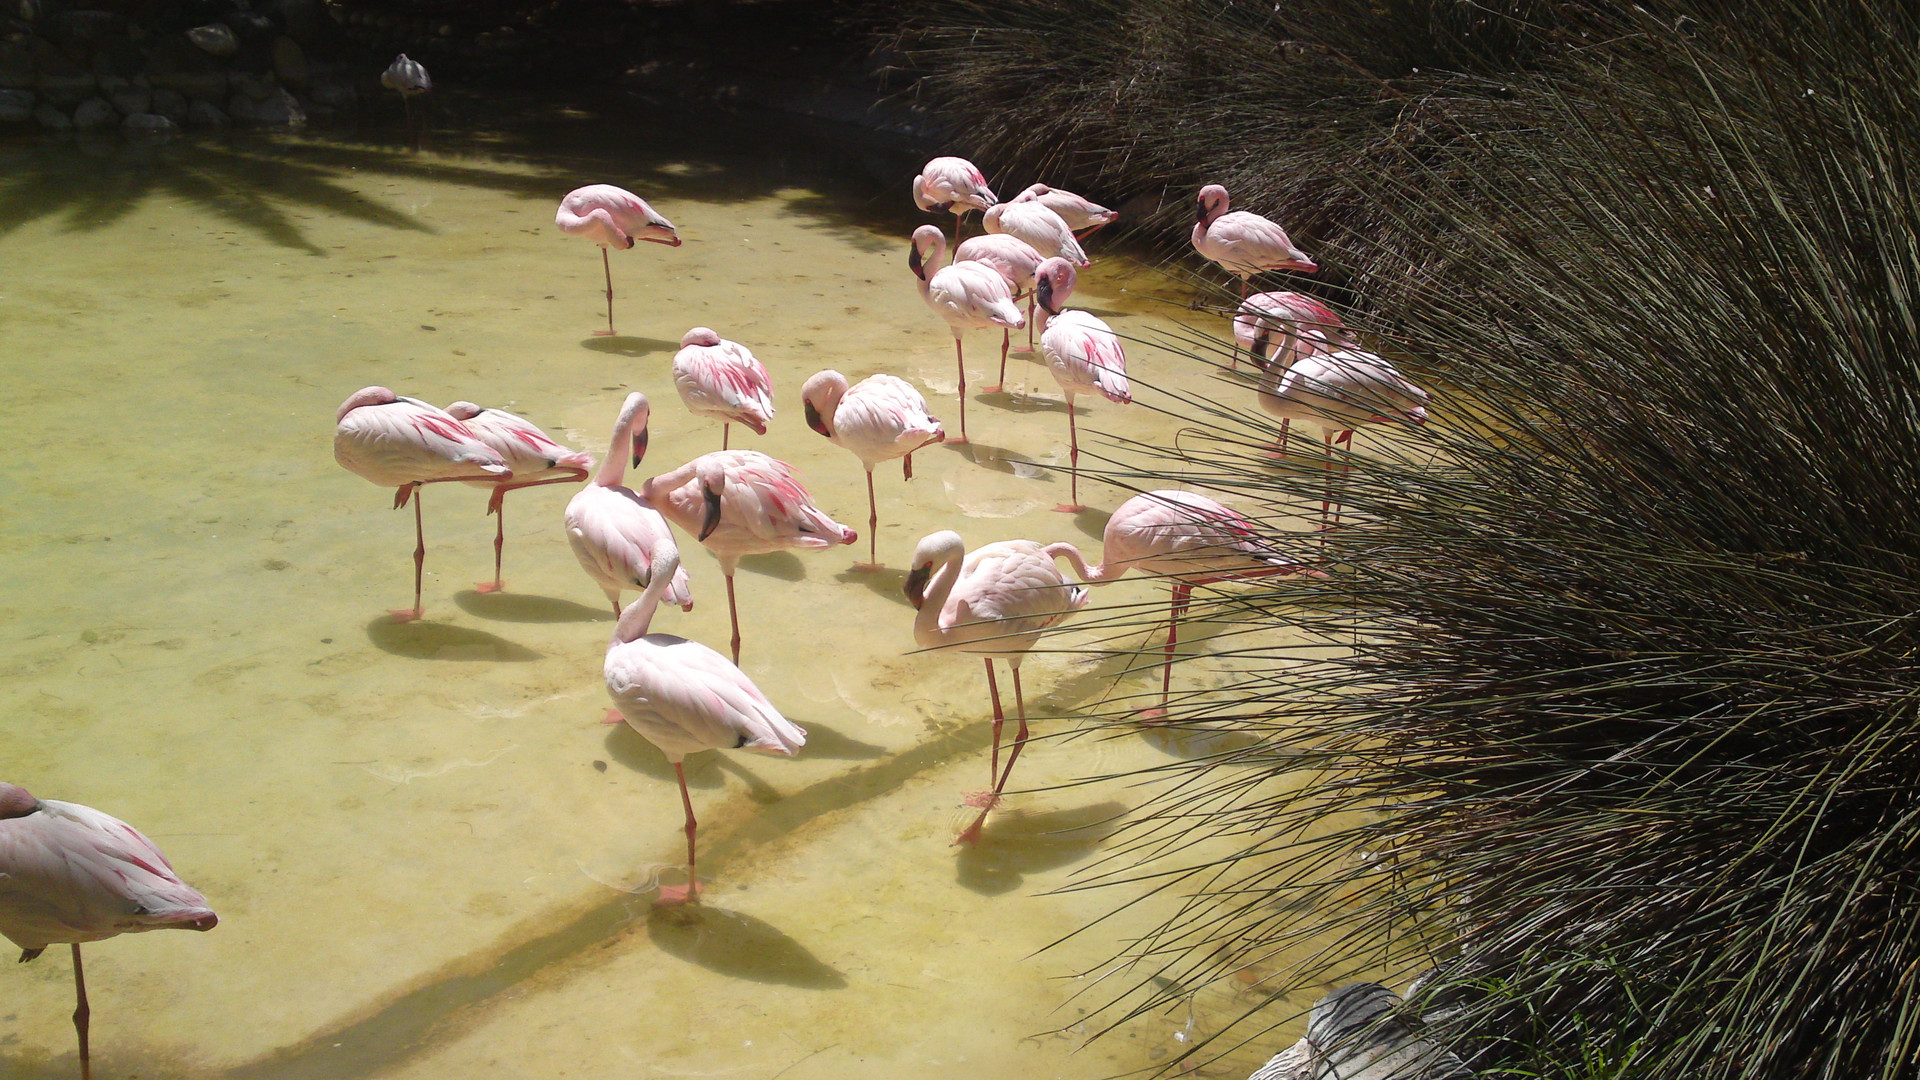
left=0, top=99, right=1350, bottom=1079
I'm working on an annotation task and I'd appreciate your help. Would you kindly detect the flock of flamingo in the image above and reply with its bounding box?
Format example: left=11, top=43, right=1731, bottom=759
left=2, top=148, right=1434, bottom=1076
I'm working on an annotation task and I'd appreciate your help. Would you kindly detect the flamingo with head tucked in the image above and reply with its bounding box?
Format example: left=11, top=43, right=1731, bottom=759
left=1257, top=347, right=1431, bottom=533
left=801, top=369, right=945, bottom=569
left=643, top=452, right=857, bottom=665
left=604, top=537, right=804, bottom=907
left=1, top=781, right=217, bottom=1080
left=1050, top=490, right=1312, bottom=718
left=1034, top=258, right=1131, bottom=512
left=1232, top=291, right=1353, bottom=371
left=335, top=387, right=510, bottom=621
left=954, top=231, right=1045, bottom=389
left=904, top=531, right=1089, bottom=845
left=910, top=225, right=1025, bottom=445
left=1012, top=183, right=1118, bottom=237
left=444, top=401, right=592, bottom=593
left=1192, top=184, right=1317, bottom=297
left=555, top=184, right=682, bottom=337
left=564, top=392, right=693, bottom=618
left=380, top=53, right=429, bottom=149
left=912, top=156, right=997, bottom=246
left=671, top=327, right=775, bottom=451
left=983, top=199, right=1089, bottom=268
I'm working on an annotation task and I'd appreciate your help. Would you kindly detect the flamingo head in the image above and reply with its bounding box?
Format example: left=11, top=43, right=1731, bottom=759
left=634, top=217, right=681, bottom=247
left=800, top=370, right=848, bottom=439
left=903, top=530, right=964, bottom=610
left=909, top=225, right=946, bottom=280
left=1014, top=182, right=1050, bottom=203
left=912, top=173, right=950, bottom=214
left=615, top=392, right=651, bottom=467
left=1035, top=257, right=1078, bottom=318
left=445, top=401, right=484, bottom=421
left=679, top=326, right=723, bottom=348
left=336, top=385, right=398, bottom=422
left=695, top=457, right=728, bottom=541
left=1197, top=184, right=1230, bottom=225
left=0, top=783, right=37, bottom=818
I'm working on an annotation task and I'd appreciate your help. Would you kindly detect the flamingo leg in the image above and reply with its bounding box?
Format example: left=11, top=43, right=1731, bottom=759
left=957, top=658, right=1007, bottom=846
left=903, top=452, right=914, bottom=481
left=390, top=484, right=426, bottom=622
left=952, top=336, right=970, bottom=445
left=1141, top=582, right=1194, bottom=721
left=993, top=667, right=1031, bottom=795
left=858, top=469, right=879, bottom=569
left=1328, top=430, right=1354, bottom=533
left=1025, top=295, right=1035, bottom=352
left=984, top=658, right=1005, bottom=787
left=725, top=572, right=742, bottom=666
left=722, top=423, right=730, bottom=451
left=984, top=329, right=1009, bottom=394
left=402, top=93, right=414, bottom=152
left=1054, top=397, right=1082, bottom=512
left=71, top=943, right=91, bottom=1080
left=656, top=761, right=701, bottom=906
left=596, top=247, right=616, bottom=336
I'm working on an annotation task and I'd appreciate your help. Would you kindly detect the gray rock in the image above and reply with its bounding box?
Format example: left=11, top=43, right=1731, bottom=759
left=229, top=69, right=275, bottom=101
left=229, top=85, right=300, bottom=126
left=149, top=63, right=226, bottom=102
left=32, top=99, right=67, bottom=128
left=70, top=95, right=113, bottom=128
left=108, top=84, right=147, bottom=115
left=34, top=71, right=95, bottom=108
left=0, top=41, right=30, bottom=89
left=147, top=34, right=219, bottom=76
left=186, top=23, right=237, bottom=57
left=270, top=35, right=305, bottom=88
left=151, top=86, right=186, bottom=122
left=0, top=86, right=31, bottom=122
left=90, top=37, right=143, bottom=80
left=185, top=97, right=227, bottom=126
left=123, top=112, right=175, bottom=134
left=306, top=71, right=354, bottom=108
left=223, top=11, right=275, bottom=42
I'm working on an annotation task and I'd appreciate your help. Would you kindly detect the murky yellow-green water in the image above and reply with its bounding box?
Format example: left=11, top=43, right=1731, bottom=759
left=0, top=98, right=1347, bottom=1079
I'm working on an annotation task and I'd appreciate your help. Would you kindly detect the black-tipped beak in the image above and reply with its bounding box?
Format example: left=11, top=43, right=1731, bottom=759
left=1250, top=330, right=1271, bottom=369
left=1037, top=275, right=1057, bottom=317
left=804, top=399, right=830, bottom=438
left=908, top=242, right=925, bottom=281
left=1195, top=197, right=1208, bottom=225
left=631, top=426, right=648, bottom=467
left=933, top=200, right=953, bottom=214
left=904, top=563, right=931, bottom=609
left=698, top=482, right=723, bottom=541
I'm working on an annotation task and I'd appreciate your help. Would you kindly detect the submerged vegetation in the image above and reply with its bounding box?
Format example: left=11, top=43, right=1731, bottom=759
left=893, top=1, right=1920, bottom=1078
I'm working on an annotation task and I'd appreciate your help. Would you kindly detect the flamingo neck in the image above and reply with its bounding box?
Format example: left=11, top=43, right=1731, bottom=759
left=596, top=404, right=642, bottom=487
left=612, top=551, right=677, bottom=645
left=1044, top=541, right=1112, bottom=582
left=638, top=457, right=697, bottom=508
left=912, top=546, right=964, bottom=643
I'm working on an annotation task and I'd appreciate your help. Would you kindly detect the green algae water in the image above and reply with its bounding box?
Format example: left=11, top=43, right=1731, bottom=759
left=0, top=95, right=1348, bottom=1079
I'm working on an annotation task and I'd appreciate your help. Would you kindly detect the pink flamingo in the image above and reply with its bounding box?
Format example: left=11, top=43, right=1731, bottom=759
left=982, top=199, right=1089, bottom=266
left=1192, top=184, right=1317, bottom=297
left=564, top=392, right=693, bottom=617
left=1012, top=182, right=1118, bottom=237
left=800, top=369, right=946, bottom=570
left=1035, top=258, right=1131, bottom=512
left=555, top=184, right=682, bottom=337
left=1050, top=491, right=1311, bottom=718
left=604, top=537, right=804, bottom=906
left=443, top=401, right=592, bottom=594
left=912, top=155, right=997, bottom=245
left=1257, top=347, right=1431, bottom=532
left=1, top=782, right=217, bottom=1080
left=380, top=53, right=429, bottom=150
left=643, top=452, right=857, bottom=665
left=671, top=327, right=775, bottom=450
left=1232, top=291, right=1354, bottom=371
left=904, top=530, right=1089, bottom=845
left=954, top=231, right=1045, bottom=389
left=334, top=387, right=510, bottom=622
left=910, top=224, right=1025, bottom=445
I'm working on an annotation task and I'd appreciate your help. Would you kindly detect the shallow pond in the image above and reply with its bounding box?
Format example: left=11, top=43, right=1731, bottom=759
left=0, top=93, right=1353, bottom=1079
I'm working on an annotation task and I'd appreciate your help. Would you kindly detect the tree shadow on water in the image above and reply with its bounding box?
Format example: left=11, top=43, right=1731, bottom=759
left=955, top=800, right=1126, bottom=896
left=364, top=617, right=542, bottom=661
left=647, top=904, right=846, bottom=989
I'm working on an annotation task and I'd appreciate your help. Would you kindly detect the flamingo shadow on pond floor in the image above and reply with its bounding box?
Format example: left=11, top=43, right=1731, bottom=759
left=1066, top=504, right=1111, bottom=540
left=940, top=438, right=1027, bottom=477
left=737, top=551, right=805, bottom=581
left=783, top=720, right=886, bottom=761
left=454, top=589, right=611, bottom=623
left=579, top=334, right=681, bottom=358
left=365, top=617, right=542, bottom=662
left=834, top=565, right=912, bottom=607
left=954, top=800, right=1126, bottom=896
left=602, top=724, right=786, bottom=804
left=647, top=904, right=847, bottom=989
left=985, top=393, right=1078, bottom=417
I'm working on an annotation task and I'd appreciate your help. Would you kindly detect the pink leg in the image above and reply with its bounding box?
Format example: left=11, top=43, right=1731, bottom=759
left=72, top=943, right=91, bottom=1080
left=951, top=337, right=970, bottom=444
left=476, top=492, right=507, bottom=593
left=993, top=667, right=1030, bottom=795
left=594, top=247, right=616, bottom=336
left=655, top=762, right=701, bottom=906
left=390, top=485, right=426, bottom=622
left=1054, top=397, right=1083, bottom=513
left=402, top=93, right=415, bottom=152
left=984, top=329, right=1008, bottom=394
left=723, top=423, right=730, bottom=451
left=853, top=470, right=881, bottom=571
left=1327, top=430, right=1354, bottom=532
left=903, top=453, right=914, bottom=481
left=726, top=572, right=742, bottom=666
left=1026, top=295, right=1035, bottom=352
left=957, top=658, right=1006, bottom=846
left=1139, top=582, right=1192, bottom=722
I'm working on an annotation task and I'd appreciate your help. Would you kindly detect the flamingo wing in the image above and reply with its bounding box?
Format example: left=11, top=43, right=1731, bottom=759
left=606, top=636, right=805, bottom=759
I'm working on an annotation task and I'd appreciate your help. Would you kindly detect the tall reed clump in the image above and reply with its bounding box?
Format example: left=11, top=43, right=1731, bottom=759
left=1044, top=3, right=1920, bottom=1078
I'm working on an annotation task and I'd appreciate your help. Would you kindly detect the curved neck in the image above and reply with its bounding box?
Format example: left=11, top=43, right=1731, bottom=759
left=596, top=401, right=645, bottom=487
left=612, top=548, right=678, bottom=645
left=913, top=545, right=965, bottom=642
left=1043, top=541, right=1111, bottom=582
left=638, top=457, right=698, bottom=507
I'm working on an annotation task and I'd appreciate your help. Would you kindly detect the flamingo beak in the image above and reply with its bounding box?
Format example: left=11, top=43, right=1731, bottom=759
left=1037, top=275, right=1057, bottom=317
left=908, top=242, right=926, bottom=281
left=1195, top=197, right=1208, bottom=224
left=630, top=427, right=648, bottom=467
left=903, top=564, right=931, bottom=609
left=698, top=482, right=723, bottom=541
left=804, top=400, right=831, bottom=438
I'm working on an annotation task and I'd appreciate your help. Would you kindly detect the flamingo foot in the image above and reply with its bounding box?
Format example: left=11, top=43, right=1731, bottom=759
left=475, top=580, right=504, bottom=594
left=387, top=608, right=423, bottom=623
left=1052, top=503, right=1085, bottom=514
left=602, top=708, right=626, bottom=725
left=1134, top=706, right=1173, bottom=724
left=980, top=384, right=1004, bottom=395
left=851, top=561, right=884, bottom=573
left=654, top=882, right=700, bottom=907
left=593, top=329, right=617, bottom=338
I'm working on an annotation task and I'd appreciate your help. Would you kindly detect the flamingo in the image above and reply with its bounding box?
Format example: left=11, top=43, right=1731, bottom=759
left=604, top=537, right=804, bottom=906
left=555, top=184, right=682, bottom=337
left=564, top=392, right=693, bottom=617
left=1257, top=347, right=1430, bottom=532
left=800, top=369, right=946, bottom=570
left=380, top=53, right=428, bottom=149
left=982, top=199, right=1089, bottom=267
left=1192, top=184, right=1317, bottom=297
left=1232, top=290, right=1354, bottom=371
left=443, top=401, right=592, bottom=594
left=1, top=782, right=217, bottom=1080
left=1050, top=490, right=1311, bottom=718
left=910, top=224, right=1025, bottom=445
left=1012, top=182, right=1119, bottom=237
left=334, top=387, right=510, bottom=621
left=904, top=531, right=1089, bottom=844
left=912, top=155, right=997, bottom=246
left=954, top=231, right=1044, bottom=388
left=643, top=452, right=856, bottom=665
left=1035, top=258, right=1131, bottom=513
left=671, top=327, right=775, bottom=450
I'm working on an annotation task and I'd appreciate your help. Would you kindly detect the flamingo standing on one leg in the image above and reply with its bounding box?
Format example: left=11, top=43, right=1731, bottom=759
left=954, top=231, right=1044, bottom=389
left=912, top=155, right=997, bottom=247
left=1012, top=183, right=1119, bottom=237
left=555, top=185, right=682, bottom=337
left=671, top=327, right=775, bottom=451
left=564, top=392, right=693, bottom=617
left=380, top=53, right=429, bottom=150
left=1050, top=490, right=1314, bottom=718
left=1192, top=184, right=1317, bottom=298
left=334, top=387, right=511, bottom=622
left=1232, top=290, right=1353, bottom=371
left=1034, top=258, right=1131, bottom=513
left=1, top=782, right=217, bottom=1080
left=604, top=538, right=804, bottom=907
left=800, top=369, right=945, bottom=570
left=643, top=452, right=857, bottom=665
left=910, top=225, right=1024, bottom=445
left=904, top=531, right=1089, bottom=845
left=444, top=401, right=592, bottom=594
left=1256, top=348, right=1431, bottom=534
